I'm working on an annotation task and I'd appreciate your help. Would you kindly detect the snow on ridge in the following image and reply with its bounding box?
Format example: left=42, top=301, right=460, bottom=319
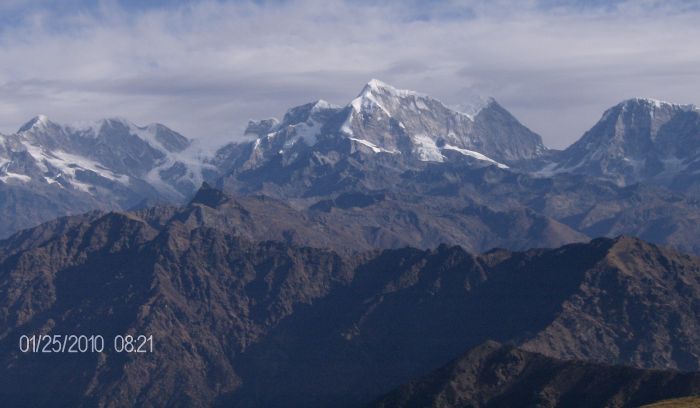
left=129, top=122, right=170, bottom=153
left=311, top=99, right=340, bottom=112
left=0, top=141, right=46, bottom=185
left=441, top=144, right=509, bottom=169
left=286, top=120, right=323, bottom=147
left=248, top=100, right=341, bottom=140
left=364, top=78, right=423, bottom=98
left=349, top=91, right=392, bottom=117
left=0, top=171, right=31, bottom=183
left=6, top=115, right=206, bottom=196
left=19, top=141, right=130, bottom=191
left=349, top=137, right=398, bottom=154
left=67, top=118, right=193, bottom=157
left=621, top=97, right=696, bottom=111
left=248, top=80, right=492, bottom=153
left=360, top=79, right=489, bottom=124
left=598, top=97, right=699, bottom=122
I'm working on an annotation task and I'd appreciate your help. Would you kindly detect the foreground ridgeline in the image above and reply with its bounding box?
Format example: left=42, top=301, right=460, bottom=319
left=1, top=191, right=699, bottom=406
left=371, top=341, right=700, bottom=408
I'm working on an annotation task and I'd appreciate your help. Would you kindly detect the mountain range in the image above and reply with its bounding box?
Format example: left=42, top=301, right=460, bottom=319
left=1, top=80, right=700, bottom=407
left=1, top=80, right=699, bottom=257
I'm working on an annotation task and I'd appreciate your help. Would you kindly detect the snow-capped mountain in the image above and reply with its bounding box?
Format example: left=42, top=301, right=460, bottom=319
left=543, top=98, right=700, bottom=187
left=4, top=80, right=700, bottom=247
left=217, top=79, right=546, bottom=173
left=0, top=115, right=211, bottom=199
left=0, top=115, right=215, bottom=236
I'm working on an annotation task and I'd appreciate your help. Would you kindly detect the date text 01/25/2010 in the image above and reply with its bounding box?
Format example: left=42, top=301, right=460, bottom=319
left=18, top=334, right=153, bottom=353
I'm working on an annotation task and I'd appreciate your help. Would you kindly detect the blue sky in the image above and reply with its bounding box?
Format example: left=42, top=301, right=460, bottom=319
left=0, top=0, right=698, bottom=149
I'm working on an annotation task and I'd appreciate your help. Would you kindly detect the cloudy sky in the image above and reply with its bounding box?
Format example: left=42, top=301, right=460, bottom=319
left=0, top=0, right=698, bottom=149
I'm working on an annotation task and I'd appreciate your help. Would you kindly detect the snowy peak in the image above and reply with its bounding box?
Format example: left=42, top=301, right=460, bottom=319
left=599, top=97, right=697, bottom=125
left=354, top=79, right=490, bottom=120
left=551, top=97, right=700, bottom=186
left=364, top=78, right=391, bottom=92
left=359, top=78, right=422, bottom=99
left=452, top=96, right=497, bottom=119
left=351, top=79, right=544, bottom=164
left=311, top=99, right=339, bottom=112
left=245, top=99, right=344, bottom=152
left=350, top=79, right=443, bottom=119
left=344, top=80, right=487, bottom=162
left=243, top=99, right=343, bottom=140
left=574, top=97, right=698, bottom=149
left=231, top=79, right=545, bottom=169
left=1, top=115, right=204, bottom=202
left=65, top=117, right=191, bottom=154
left=589, top=97, right=699, bottom=144
left=281, top=99, right=342, bottom=127
left=244, top=118, right=279, bottom=137
left=618, top=97, right=696, bottom=112
left=18, top=114, right=55, bottom=133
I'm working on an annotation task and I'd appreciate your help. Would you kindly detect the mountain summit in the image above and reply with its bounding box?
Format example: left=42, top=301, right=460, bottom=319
left=17, top=114, right=54, bottom=133
left=342, top=79, right=546, bottom=164
left=223, top=79, right=546, bottom=172
left=547, top=97, right=700, bottom=187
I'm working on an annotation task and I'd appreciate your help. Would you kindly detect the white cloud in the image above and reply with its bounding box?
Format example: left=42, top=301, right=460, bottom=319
left=0, top=0, right=698, bottom=149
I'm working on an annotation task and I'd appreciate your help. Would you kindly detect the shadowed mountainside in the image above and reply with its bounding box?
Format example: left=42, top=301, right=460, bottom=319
left=0, top=195, right=699, bottom=406
left=370, top=341, right=700, bottom=408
